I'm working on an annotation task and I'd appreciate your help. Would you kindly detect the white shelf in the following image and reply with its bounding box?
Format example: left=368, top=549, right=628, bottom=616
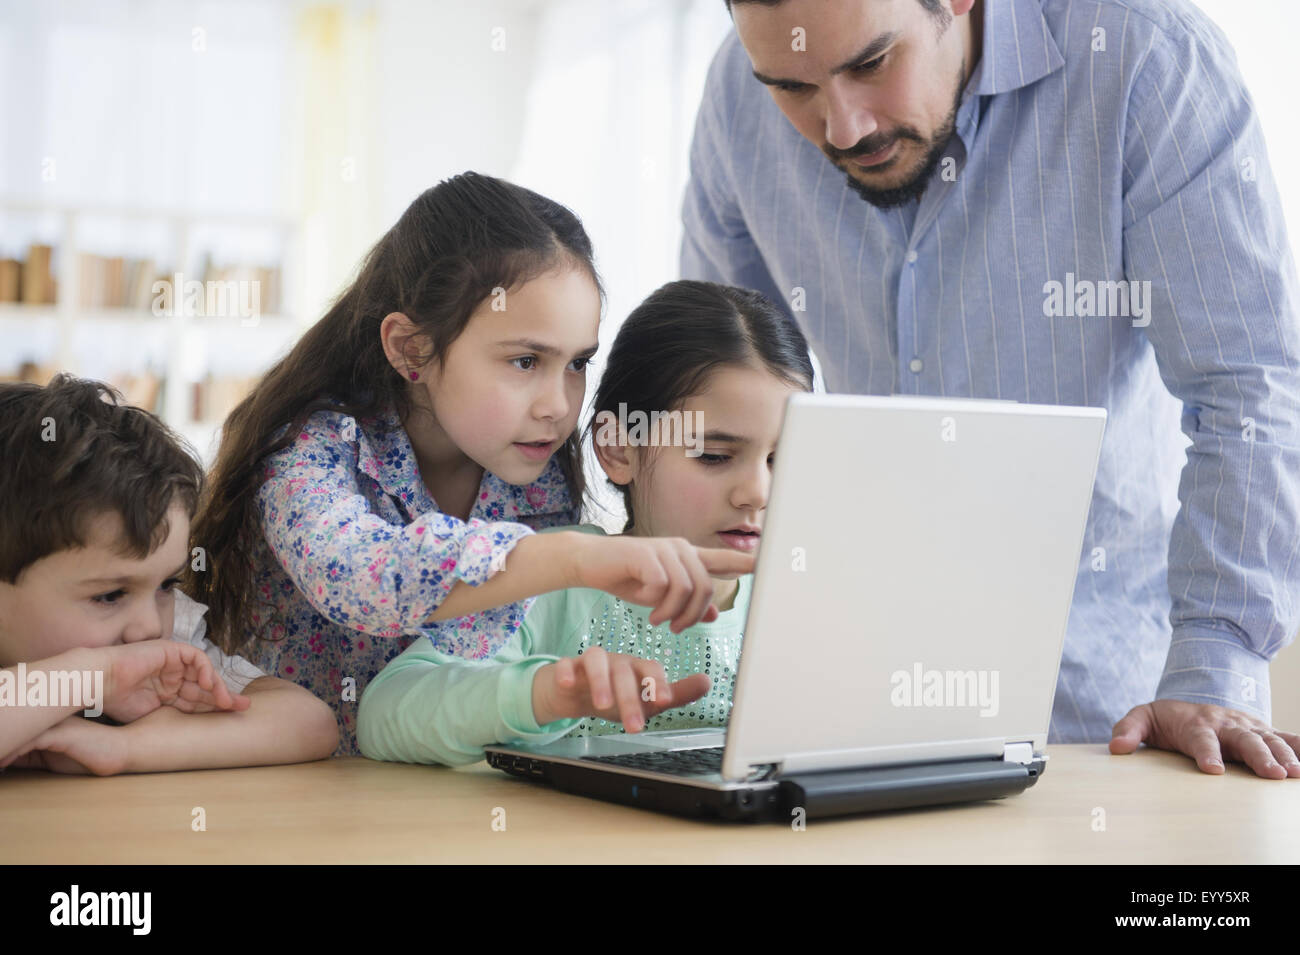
left=0, top=197, right=295, bottom=228
left=0, top=303, right=298, bottom=326
left=0, top=200, right=302, bottom=443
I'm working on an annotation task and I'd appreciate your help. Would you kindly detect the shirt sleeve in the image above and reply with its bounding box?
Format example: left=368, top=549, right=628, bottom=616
left=171, top=590, right=266, bottom=695
left=255, top=414, right=537, bottom=642
left=356, top=585, right=584, bottom=766
left=1120, top=23, right=1300, bottom=723
left=679, top=35, right=789, bottom=309
left=679, top=33, right=826, bottom=393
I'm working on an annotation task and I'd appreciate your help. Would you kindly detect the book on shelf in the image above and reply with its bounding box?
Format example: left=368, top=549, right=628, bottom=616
left=200, top=254, right=282, bottom=315
left=0, top=361, right=263, bottom=432
left=0, top=361, right=59, bottom=385
left=3, top=247, right=284, bottom=314
left=79, top=253, right=164, bottom=310
left=0, top=259, right=22, bottom=302
left=20, top=244, right=55, bottom=304
left=0, top=362, right=164, bottom=415
left=193, top=372, right=260, bottom=424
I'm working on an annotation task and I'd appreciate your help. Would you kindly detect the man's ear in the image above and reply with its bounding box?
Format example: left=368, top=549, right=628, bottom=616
left=379, top=312, right=431, bottom=378
left=951, top=0, right=977, bottom=18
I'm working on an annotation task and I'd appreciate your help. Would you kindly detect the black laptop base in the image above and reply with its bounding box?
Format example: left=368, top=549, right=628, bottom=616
left=484, top=751, right=1046, bottom=823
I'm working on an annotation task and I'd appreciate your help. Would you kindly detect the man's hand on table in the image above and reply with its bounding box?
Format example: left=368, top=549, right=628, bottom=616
left=1110, top=699, right=1300, bottom=779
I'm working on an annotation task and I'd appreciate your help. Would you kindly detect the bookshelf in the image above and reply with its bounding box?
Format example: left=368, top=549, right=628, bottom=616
left=0, top=199, right=304, bottom=463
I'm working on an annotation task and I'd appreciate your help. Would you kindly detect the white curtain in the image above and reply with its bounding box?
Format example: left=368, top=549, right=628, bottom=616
left=506, top=0, right=733, bottom=526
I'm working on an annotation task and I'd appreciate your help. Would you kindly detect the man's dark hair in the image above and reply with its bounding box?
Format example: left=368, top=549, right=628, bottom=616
left=0, top=373, right=204, bottom=582
left=725, top=0, right=951, bottom=23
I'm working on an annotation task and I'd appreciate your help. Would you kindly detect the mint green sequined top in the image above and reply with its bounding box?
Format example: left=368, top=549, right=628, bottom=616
left=356, top=524, right=752, bottom=766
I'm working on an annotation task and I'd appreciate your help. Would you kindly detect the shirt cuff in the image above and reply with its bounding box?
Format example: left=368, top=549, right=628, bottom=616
left=498, top=658, right=580, bottom=740
left=1154, top=623, right=1273, bottom=724
left=451, top=521, right=535, bottom=587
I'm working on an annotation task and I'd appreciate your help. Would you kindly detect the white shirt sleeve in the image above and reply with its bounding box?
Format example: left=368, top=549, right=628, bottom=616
left=170, top=589, right=266, bottom=695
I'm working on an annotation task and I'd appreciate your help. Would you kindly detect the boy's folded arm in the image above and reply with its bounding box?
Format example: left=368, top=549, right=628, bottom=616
left=121, top=676, right=338, bottom=772
left=1, top=648, right=108, bottom=761
left=358, top=610, right=580, bottom=767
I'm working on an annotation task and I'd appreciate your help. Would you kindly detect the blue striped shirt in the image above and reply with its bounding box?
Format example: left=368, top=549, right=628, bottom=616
left=680, top=0, right=1300, bottom=742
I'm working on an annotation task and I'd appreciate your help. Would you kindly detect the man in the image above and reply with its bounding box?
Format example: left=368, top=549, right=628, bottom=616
left=681, top=0, right=1300, bottom=777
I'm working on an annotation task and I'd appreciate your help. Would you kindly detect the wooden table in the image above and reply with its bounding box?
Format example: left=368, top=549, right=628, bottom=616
left=2, top=745, right=1296, bottom=864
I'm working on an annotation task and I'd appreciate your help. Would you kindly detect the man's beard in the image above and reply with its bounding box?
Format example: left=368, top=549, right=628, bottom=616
left=828, top=63, right=967, bottom=209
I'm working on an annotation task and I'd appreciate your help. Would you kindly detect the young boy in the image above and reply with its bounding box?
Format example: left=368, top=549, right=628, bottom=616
left=0, top=374, right=338, bottom=773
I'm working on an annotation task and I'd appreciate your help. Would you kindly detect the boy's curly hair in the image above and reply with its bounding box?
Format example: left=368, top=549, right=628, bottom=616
left=0, top=373, right=204, bottom=582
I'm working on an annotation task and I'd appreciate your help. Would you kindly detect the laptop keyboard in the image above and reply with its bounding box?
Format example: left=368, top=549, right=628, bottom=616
left=583, top=746, right=725, bottom=776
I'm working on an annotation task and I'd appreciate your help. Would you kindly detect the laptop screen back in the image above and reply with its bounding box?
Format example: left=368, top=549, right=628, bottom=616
left=724, top=394, right=1106, bottom=778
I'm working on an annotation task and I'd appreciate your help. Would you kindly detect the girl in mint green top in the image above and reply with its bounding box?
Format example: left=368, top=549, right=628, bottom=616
left=358, top=280, right=814, bottom=766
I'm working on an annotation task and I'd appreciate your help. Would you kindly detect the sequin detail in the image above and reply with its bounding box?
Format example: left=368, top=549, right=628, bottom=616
left=569, top=600, right=743, bottom=737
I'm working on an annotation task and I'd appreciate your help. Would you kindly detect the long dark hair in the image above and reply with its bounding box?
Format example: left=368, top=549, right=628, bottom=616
left=586, top=280, right=814, bottom=532
left=186, top=172, right=602, bottom=652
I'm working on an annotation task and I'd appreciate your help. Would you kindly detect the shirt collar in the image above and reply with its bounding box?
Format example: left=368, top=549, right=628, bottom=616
left=969, top=0, right=1066, bottom=97
left=953, top=0, right=1064, bottom=148
left=354, top=401, right=573, bottom=520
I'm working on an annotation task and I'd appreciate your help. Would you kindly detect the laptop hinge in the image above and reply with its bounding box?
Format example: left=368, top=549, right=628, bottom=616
left=1002, top=742, right=1035, bottom=764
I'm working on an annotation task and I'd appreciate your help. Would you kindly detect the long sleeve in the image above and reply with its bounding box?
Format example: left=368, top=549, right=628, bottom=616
left=357, top=586, right=583, bottom=767
left=1121, top=22, right=1300, bottom=722
left=679, top=36, right=789, bottom=312
left=254, top=414, right=536, bottom=642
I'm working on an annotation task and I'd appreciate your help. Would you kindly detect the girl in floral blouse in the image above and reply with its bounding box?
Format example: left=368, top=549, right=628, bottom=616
left=184, top=173, right=752, bottom=754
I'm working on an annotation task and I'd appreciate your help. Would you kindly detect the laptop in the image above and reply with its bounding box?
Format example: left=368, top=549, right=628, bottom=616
left=485, top=393, right=1107, bottom=822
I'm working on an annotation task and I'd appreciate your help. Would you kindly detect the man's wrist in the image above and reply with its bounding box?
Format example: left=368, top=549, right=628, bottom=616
left=1156, top=623, right=1273, bottom=722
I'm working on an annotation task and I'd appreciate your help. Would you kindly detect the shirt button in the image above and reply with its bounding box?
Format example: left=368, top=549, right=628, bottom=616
left=906, top=250, right=918, bottom=264
left=909, top=357, right=923, bottom=373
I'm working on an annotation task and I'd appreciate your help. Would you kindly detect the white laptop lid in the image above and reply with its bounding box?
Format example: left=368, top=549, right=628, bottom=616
left=723, top=394, right=1106, bottom=780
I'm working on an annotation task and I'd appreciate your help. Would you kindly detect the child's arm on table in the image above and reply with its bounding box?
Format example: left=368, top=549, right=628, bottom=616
left=1, top=642, right=245, bottom=766
left=2, top=650, right=101, bottom=762
left=4, top=675, right=336, bottom=775
left=359, top=586, right=714, bottom=767
left=358, top=590, right=579, bottom=768
left=120, top=675, right=337, bottom=771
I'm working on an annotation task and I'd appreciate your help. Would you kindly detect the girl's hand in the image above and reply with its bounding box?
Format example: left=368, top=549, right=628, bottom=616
left=567, top=535, right=754, bottom=633
left=0, top=715, right=129, bottom=776
left=532, top=647, right=712, bottom=730
left=96, top=640, right=251, bottom=724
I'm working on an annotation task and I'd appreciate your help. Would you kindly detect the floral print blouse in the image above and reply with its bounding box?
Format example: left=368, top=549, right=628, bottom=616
left=247, top=400, right=579, bottom=755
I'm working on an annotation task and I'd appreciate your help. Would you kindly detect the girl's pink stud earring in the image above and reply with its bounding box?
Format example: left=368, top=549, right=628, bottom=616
left=409, top=371, right=419, bottom=381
